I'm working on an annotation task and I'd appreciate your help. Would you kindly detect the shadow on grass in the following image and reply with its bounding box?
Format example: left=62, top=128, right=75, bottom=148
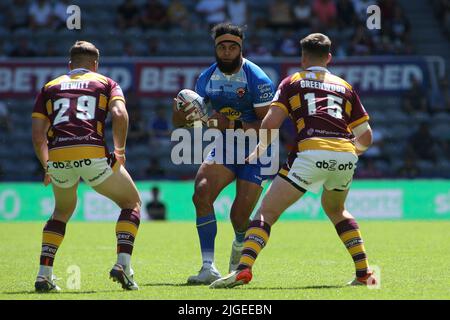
left=141, top=283, right=346, bottom=290
left=2, top=289, right=121, bottom=295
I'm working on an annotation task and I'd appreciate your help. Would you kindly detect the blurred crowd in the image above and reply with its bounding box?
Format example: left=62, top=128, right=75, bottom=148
left=0, top=0, right=414, bottom=58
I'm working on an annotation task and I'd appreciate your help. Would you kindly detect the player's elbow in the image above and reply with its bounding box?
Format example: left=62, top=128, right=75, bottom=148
left=110, top=102, right=128, bottom=122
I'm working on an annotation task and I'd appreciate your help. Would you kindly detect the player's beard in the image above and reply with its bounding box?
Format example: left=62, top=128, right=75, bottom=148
left=215, top=53, right=242, bottom=74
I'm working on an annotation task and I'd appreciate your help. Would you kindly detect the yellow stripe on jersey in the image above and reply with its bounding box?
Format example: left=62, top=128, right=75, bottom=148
left=70, top=72, right=108, bottom=85
left=271, top=102, right=289, bottom=115
left=46, top=100, right=53, bottom=115
left=298, top=137, right=356, bottom=154
left=49, top=146, right=106, bottom=161
left=98, top=94, right=108, bottom=110
left=289, top=94, right=301, bottom=111
left=44, top=75, right=70, bottom=89
left=97, top=121, right=103, bottom=136
left=48, top=128, right=54, bottom=138
left=345, top=100, right=352, bottom=117
left=290, top=72, right=302, bottom=84
left=296, top=118, right=305, bottom=133
left=31, top=112, right=49, bottom=120
left=348, top=115, right=370, bottom=130
left=324, top=74, right=353, bottom=90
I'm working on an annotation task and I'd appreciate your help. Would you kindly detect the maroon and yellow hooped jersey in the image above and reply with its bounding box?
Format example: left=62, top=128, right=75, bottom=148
left=32, top=68, right=125, bottom=161
left=272, top=66, right=369, bottom=155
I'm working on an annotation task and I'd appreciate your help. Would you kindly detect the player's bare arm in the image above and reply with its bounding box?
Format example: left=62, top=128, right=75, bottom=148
left=247, top=105, right=287, bottom=162
left=240, top=104, right=270, bottom=131
left=352, top=121, right=373, bottom=155
left=31, top=117, right=51, bottom=186
left=110, top=99, right=128, bottom=165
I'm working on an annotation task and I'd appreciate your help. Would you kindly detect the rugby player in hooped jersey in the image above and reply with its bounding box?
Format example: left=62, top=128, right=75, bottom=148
left=32, top=41, right=141, bottom=292
left=211, top=33, right=378, bottom=288
left=172, top=23, right=276, bottom=284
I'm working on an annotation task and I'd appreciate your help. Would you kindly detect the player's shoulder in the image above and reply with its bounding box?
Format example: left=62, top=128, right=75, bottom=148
left=198, top=62, right=218, bottom=81
left=43, top=74, right=70, bottom=90
left=242, top=58, right=271, bottom=80
left=324, top=72, right=354, bottom=91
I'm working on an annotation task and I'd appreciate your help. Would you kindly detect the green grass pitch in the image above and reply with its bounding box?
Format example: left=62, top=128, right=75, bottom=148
left=1, top=221, right=449, bottom=300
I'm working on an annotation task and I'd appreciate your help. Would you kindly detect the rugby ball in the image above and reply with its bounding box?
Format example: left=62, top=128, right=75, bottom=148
left=176, top=89, right=208, bottom=123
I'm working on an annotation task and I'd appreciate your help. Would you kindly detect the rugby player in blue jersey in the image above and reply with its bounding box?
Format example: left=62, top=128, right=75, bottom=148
left=173, top=23, right=276, bottom=284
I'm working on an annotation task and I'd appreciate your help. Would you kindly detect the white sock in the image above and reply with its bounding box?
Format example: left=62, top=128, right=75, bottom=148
left=117, top=253, right=131, bottom=274
left=38, top=265, right=53, bottom=278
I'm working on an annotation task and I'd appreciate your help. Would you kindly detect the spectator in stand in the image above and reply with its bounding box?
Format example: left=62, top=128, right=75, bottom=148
left=387, top=6, right=411, bottom=48
left=43, top=41, right=58, bottom=57
left=195, top=0, right=226, bottom=29
left=167, top=0, right=191, bottom=30
left=336, top=0, right=357, bottom=30
left=127, top=98, right=148, bottom=147
left=53, top=0, right=71, bottom=30
left=397, top=156, right=421, bottom=178
left=0, top=101, right=12, bottom=133
left=146, top=158, right=166, bottom=179
left=352, top=0, right=377, bottom=22
left=349, top=24, right=374, bottom=55
left=29, top=0, right=53, bottom=30
left=117, top=0, right=140, bottom=30
left=378, top=0, right=397, bottom=21
left=149, top=106, right=171, bottom=146
left=356, top=158, right=384, bottom=178
left=407, top=122, right=437, bottom=163
left=144, top=37, right=160, bottom=56
left=141, top=0, right=169, bottom=30
left=402, top=76, right=429, bottom=114
left=267, top=0, right=294, bottom=31
left=293, top=0, right=313, bottom=29
left=430, top=77, right=450, bottom=113
left=312, top=0, right=337, bottom=28
left=123, top=41, right=137, bottom=57
left=274, top=30, right=300, bottom=57
left=7, top=0, right=29, bottom=31
left=227, top=0, right=248, bottom=27
left=145, top=187, right=167, bottom=221
left=246, top=36, right=273, bottom=60
left=8, top=37, right=37, bottom=57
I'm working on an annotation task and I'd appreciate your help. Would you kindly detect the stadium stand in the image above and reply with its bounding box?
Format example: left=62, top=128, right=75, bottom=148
left=0, top=0, right=449, bottom=181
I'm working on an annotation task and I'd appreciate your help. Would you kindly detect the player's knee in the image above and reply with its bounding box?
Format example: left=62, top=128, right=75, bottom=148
left=192, top=182, right=212, bottom=209
left=322, top=200, right=345, bottom=217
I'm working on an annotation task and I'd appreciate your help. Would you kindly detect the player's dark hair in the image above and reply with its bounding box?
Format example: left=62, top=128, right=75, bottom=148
left=70, top=41, right=100, bottom=63
left=211, top=23, right=244, bottom=41
left=300, top=33, right=331, bottom=58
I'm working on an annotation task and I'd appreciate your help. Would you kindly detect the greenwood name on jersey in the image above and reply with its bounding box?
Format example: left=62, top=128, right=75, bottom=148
left=271, top=66, right=369, bottom=155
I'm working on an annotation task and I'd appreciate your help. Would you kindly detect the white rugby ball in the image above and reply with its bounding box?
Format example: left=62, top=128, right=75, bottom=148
left=176, top=89, right=208, bottom=123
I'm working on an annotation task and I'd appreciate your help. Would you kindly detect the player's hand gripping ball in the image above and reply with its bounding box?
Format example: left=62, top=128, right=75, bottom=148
left=176, top=89, right=208, bottom=125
